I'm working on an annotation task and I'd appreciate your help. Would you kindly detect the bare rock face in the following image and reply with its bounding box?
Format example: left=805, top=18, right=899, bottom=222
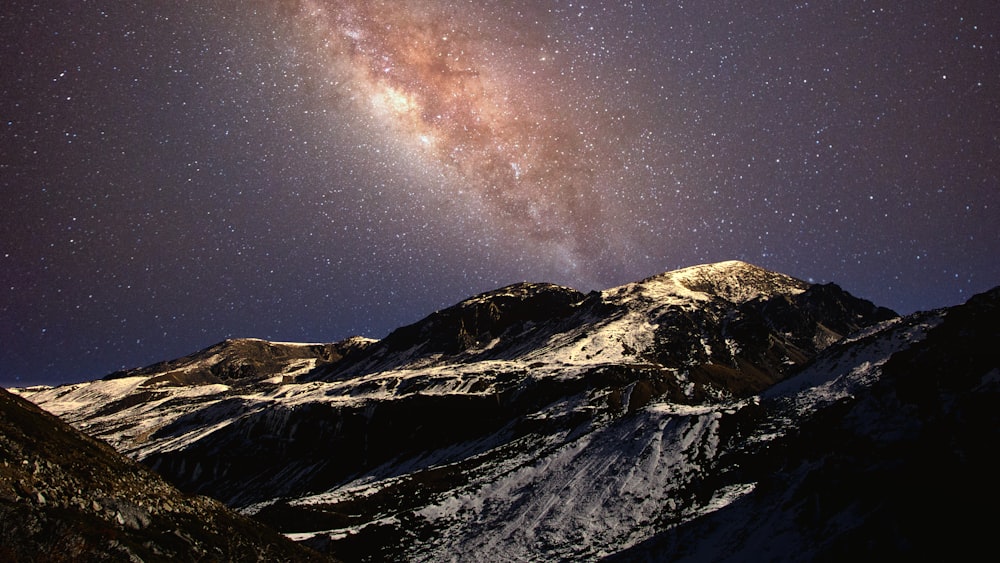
left=310, top=282, right=591, bottom=380
left=22, top=261, right=993, bottom=562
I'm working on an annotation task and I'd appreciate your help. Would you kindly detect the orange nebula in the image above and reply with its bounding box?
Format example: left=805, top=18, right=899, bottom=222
left=289, top=0, right=611, bottom=269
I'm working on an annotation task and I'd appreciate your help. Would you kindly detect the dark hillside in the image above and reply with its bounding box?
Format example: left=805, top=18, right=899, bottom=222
left=0, top=387, right=333, bottom=561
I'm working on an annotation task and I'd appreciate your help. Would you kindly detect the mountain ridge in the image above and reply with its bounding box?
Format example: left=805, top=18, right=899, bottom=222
left=14, top=260, right=994, bottom=562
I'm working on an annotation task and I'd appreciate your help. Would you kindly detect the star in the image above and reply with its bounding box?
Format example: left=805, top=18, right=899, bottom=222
left=1, top=0, right=997, bottom=385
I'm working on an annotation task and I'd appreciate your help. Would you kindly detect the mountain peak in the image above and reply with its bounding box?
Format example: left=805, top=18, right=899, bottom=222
left=619, top=260, right=810, bottom=305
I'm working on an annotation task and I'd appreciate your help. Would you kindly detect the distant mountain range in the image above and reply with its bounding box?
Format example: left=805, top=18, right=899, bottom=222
left=10, top=261, right=998, bottom=561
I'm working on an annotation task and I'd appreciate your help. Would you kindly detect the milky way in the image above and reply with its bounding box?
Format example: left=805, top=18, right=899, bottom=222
left=290, top=0, right=629, bottom=272
left=2, top=1, right=998, bottom=385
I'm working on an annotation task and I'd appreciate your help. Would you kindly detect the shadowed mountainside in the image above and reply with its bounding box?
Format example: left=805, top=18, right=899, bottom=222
left=0, top=386, right=333, bottom=561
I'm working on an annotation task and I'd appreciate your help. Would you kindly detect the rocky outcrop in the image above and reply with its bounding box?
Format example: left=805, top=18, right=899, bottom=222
left=310, top=282, right=591, bottom=380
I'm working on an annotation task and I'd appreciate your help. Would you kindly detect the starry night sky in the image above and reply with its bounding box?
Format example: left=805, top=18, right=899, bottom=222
left=3, top=1, right=998, bottom=386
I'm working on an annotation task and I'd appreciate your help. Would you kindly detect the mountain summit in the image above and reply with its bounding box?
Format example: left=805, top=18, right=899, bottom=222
left=16, top=261, right=995, bottom=561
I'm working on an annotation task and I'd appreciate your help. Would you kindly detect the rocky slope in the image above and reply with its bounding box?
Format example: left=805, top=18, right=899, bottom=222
left=0, top=385, right=332, bottom=561
left=17, top=260, right=991, bottom=561
left=606, top=284, right=1000, bottom=561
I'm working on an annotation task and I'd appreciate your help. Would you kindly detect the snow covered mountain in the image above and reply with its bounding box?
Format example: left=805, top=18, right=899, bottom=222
left=14, top=261, right=997, bottom=561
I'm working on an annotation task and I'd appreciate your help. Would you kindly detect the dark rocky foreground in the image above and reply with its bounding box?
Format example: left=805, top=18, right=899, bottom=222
left=0, top=386, right=334, bottom=562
